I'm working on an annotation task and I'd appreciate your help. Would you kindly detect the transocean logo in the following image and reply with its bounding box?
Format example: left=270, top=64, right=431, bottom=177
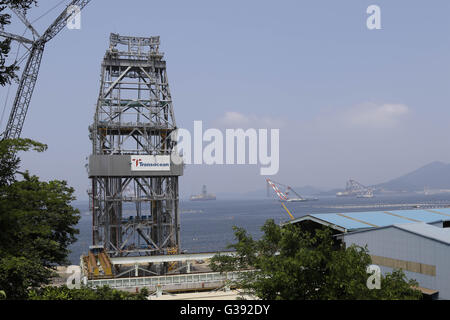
left=133, top=158, right=141, bottom=167
left=131, top=156, right=171, bottom=171
left=171, top=121, right=280, bottom=175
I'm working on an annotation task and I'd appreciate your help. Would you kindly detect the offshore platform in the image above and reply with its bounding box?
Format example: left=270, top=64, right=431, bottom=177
left=86, top=33, right=183, bottom=274
left=190, top=185, right=217, bottom=201
left=83, top=35, right=237, bottom=293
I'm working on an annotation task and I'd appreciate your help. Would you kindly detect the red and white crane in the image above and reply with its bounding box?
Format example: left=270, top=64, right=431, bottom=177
left=265, top=178, right=298, bottom=220
left=266, top=178, right=311, bottom=202
left=266, top=178, right=289, bottom=201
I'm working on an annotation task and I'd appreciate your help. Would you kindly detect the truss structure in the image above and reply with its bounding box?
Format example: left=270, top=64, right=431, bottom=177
left=89, top=34, right=182, bottom=261
left=1, top=0, right=91, bottom=139
left=345, top=179, right=373, bottom=197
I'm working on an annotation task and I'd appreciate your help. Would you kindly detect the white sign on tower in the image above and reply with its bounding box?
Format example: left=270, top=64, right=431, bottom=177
left=130, top=155, right=171, bottom=171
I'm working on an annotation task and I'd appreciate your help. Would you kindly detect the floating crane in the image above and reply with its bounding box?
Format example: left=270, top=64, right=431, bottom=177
left=266, top=178, right=317, bottom=203
left=336, top=179, right=374, bottom=198
left=266, top=178, right=319, bottom=221
left=0, top=0, right=91, bottom=139
left=266, top=178, right=295, bottom=220
left=266, top=178, right=289, bottom=201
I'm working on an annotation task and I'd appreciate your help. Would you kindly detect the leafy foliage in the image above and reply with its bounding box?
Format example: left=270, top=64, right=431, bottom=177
left=29, top=285, right=150, bottom=301
left=0, top=138, right=46, bottom=186
left=0, top=138, right=80, bottom=299
left=210, top=220, right=422, bottom=300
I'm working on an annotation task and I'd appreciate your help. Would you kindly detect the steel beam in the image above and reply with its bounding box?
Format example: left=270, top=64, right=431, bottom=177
left=110, top=252, right=235, bottom=265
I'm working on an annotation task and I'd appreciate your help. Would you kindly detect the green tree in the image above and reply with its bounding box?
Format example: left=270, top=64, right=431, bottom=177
left=210, top=219, right=422, bottom=300
left=0, top=138, right=46, bottom=186
left=28, top=285, right=150, bottom=301
left=0, top=0, right=37, bottom=86
left=0, top=138, right=80, bottom=299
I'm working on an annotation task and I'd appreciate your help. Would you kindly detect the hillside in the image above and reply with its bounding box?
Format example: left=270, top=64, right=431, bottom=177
left=375, top=161, right=450, bottom=192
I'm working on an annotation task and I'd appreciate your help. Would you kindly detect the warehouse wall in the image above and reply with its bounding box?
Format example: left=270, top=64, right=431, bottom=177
left=342, top=227, right=450, bottom=299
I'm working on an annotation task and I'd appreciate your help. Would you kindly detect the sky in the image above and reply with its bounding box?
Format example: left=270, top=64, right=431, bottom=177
left=2, top=0, right=450, bottom=200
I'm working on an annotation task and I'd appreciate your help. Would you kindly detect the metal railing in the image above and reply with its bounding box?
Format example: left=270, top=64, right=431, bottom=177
left=87, top=271, right=245, bottom=290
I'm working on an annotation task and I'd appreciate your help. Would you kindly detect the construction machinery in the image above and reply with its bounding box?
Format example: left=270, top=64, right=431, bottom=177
left=280, top=202, right=295, bottom=220
left=266, top=178, right=317, bottom=202
left=336, top=179, right=374, bottom=198
left=0, top=0, right=91, bottom=139
left=82, top=245, right=115, bottom=280
left=266, top=178, right=303, bottom=221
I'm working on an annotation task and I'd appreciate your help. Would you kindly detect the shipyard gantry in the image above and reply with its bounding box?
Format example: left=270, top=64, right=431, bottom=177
left=336, top=179, right=374, bottom=198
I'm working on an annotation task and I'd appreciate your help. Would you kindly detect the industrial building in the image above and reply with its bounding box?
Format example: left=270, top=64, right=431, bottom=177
left=289, top=208, right=450, bottom=233
left=338, top=222, right=450, bottom=299
left=290, top=208, right=450, bottom=299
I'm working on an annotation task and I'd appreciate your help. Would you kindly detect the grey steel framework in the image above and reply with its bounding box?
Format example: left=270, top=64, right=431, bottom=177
left=86, top=271, right=247, bottom=293
left=89, top=34, right=182, bottom=259
left=0, top=0, right=91, bottom=139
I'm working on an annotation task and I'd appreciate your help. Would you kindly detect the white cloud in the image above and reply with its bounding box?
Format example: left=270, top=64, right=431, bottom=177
left=219, top=112, right=250, bottom=126
left=276, top=102, right=418, bottom=187
left=343, top=103, right=410, bottom=128
left=216, top=111, right=285, bottom=129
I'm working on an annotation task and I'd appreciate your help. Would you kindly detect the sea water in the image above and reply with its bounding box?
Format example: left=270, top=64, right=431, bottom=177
left=68, top=194, right=450, bottom=264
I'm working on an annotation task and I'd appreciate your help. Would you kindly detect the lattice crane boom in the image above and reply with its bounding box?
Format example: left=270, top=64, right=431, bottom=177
left=5, top=43, right=45, bottom=140
left=1, top=0, right=92, bottom=140
left=41, top=0, right=91, bottom=43
left=10, top=6, right=41, bottom=39
left=0, top=30, right=34, bottom=44
left=266, top=178, right=288, bottom=201
left=266, top=178, right=295, bottom=220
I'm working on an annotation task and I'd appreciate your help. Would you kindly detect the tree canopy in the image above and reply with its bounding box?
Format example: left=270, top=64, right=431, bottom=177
left=28, top=285, right=149, bottom=301
left=0, top=138, right=80, bottom=299
left=210, top=220, right=422, bottom=300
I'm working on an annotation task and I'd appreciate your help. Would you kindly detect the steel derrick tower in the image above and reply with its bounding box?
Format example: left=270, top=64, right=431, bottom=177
left=88, top=34, right=183, bottom=259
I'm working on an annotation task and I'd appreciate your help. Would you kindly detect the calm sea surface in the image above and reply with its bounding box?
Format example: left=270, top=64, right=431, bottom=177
left=68, top=194, right=450, bottom=264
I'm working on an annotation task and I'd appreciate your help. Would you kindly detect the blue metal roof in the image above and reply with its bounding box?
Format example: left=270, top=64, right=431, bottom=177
left=308, top=213, right=370, bottom=230
left=291, top=208, right=450, bottom=232
left=395, top=223, right=450, bottom=245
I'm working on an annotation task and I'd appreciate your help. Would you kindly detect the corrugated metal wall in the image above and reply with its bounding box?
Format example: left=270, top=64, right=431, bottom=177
left=343, top=227, right=450, bottom=299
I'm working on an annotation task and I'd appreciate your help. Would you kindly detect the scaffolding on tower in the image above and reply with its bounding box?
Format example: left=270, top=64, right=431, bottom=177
left=88, top=34, right=183, bottom=275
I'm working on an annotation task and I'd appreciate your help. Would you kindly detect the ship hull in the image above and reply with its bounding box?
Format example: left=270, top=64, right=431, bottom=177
left=189, top=196, right=216, bottom=201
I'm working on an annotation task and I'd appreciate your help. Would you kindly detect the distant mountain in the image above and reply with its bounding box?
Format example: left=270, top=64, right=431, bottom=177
left=374, top=161, right=450, bottom=192
left=188, top=161, right=450, bottom=199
